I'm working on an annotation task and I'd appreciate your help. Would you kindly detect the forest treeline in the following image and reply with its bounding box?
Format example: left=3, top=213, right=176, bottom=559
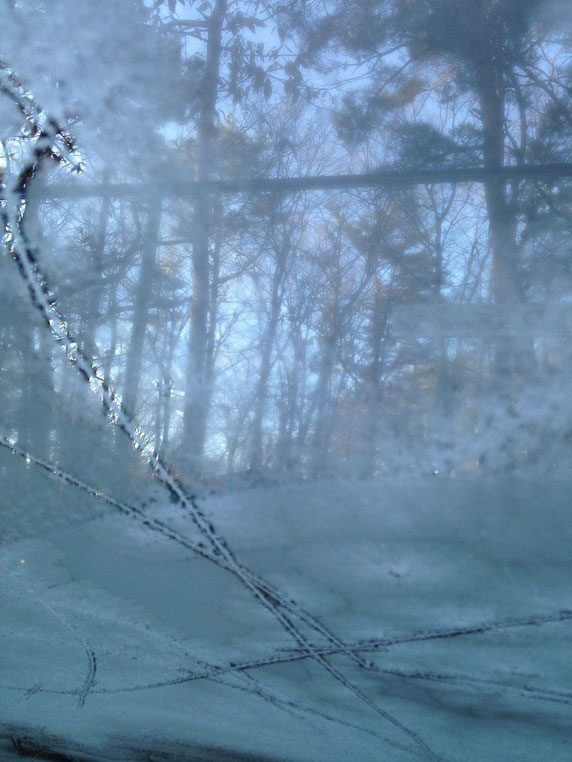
left=1, top=0, right=571, bottom=492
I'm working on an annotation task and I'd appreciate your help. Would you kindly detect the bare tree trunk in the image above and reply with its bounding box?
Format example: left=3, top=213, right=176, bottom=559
left=160, top=327, right=176, bottom=458
left=476, top=62, right=529, bottom=383
left=360, top=278, right=390, bottom=477
left=276, top=313, right=307, bottom=472
left=121, top=202, right=162, bottom=420
left=182, top=0, right=227, bottom=478
left=311, top=257, right=341, bottom=476
left=250, top=244, right=288, bottom=469
left=83, top=175, right=110, bottom=365
left=32, top=326, right=53, bottom=458
left=102, top=278, right=119, bottom=405
left=202, top=206, right=224, bottom=445
left=311, top=333, right=336, bottom=475
left=16, top=328, right=33, bottom=453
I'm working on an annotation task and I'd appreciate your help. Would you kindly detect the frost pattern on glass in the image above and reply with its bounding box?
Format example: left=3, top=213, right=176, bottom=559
left=1, top=2, right=571, bottom=760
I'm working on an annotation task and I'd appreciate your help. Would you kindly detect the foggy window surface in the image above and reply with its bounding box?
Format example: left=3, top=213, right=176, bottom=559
left=1, top=2, right=571, bottom=760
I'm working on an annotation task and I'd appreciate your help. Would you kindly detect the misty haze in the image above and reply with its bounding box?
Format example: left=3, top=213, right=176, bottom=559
left=1, top=1, right=571, bottom=760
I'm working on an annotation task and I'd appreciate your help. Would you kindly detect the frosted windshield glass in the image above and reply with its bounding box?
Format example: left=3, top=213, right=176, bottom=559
left=1, top=2, right=571, bottom=760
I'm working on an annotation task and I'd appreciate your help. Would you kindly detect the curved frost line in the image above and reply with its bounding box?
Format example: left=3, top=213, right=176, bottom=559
left=1, top=536, right=99, bottom=710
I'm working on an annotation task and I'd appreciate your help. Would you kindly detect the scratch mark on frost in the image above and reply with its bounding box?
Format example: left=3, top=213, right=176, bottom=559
left=77, top=648, right=96, bottom=708
left=24, top=684, right=42, bottom=701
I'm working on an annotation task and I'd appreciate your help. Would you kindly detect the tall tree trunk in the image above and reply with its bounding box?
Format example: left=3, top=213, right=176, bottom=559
left=360, top=279, right=389, bottom=477
left=121, top=202, right=162, bottom=420
left=182, top=0, right=227, bottom=478
left=16, top=329, right=33, bottom=453
left=477, top=65, right=520, bottom=303
left=158, top=324, right=176, bottom=459
left=250, top=248, right=287, bottom=469
left=276, top=316, right=306, bottom=472
left=311, top=286, right=339, bottom=476
left=31, top=326, right=53, bottom=459
left=202, top=208, right=223, bottom=449
left=476, top=62, right=524, bottom=382
left=83, top=175, right=111, bottom=365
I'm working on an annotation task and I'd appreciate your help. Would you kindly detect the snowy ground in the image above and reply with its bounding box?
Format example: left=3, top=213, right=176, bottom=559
left=1, top=473, right=571, bottom=761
